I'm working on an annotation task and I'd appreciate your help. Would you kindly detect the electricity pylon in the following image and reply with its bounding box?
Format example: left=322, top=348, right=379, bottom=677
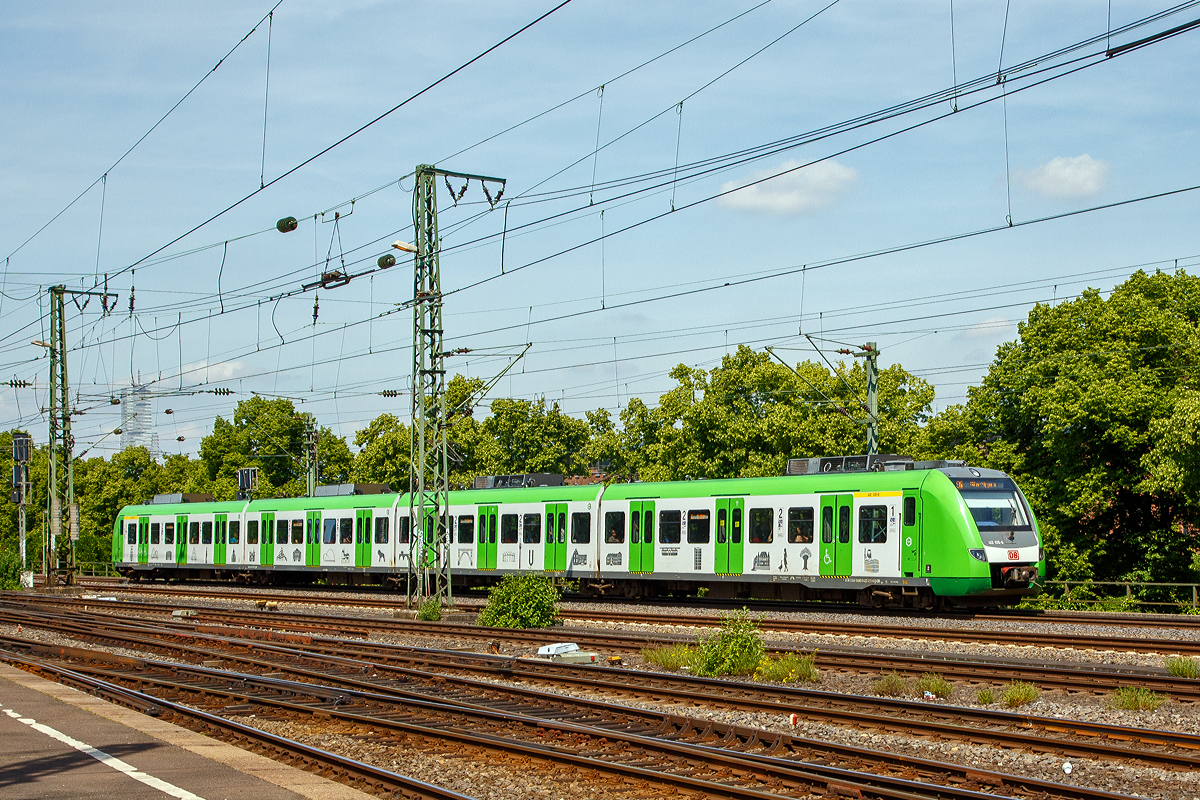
left=405, top=164, right=504, bottom=608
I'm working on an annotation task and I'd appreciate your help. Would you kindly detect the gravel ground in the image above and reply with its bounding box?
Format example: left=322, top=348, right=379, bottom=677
left=21, top=590, right=1200, bottom=799
left=237, top=717, right=661, bottom=800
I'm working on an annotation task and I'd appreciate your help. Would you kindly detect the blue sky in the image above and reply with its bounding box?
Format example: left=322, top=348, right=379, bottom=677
left=2, top=0, right=1199, bottom=457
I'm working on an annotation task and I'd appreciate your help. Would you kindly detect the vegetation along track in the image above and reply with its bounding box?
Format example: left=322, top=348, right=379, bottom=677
left=0, top=622, right=1139, bottom=800
left=9, top=593, right=1198, bottom=698
left=1, top=597, right=1198, bottom=780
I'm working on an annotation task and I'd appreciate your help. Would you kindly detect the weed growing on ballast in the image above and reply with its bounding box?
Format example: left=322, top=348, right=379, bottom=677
left=916, top=671, right=953, bottom=700
left=417, top=596, right=442, bottom=621
left=755, top=652, right=819, bottom=683
left=477, top=573, right=560, bottom=629
left=976, top=687, right=996, bottom=705
left=1000, top=681, right=1040, bottom=707
left=642, top=644, right=697, bottom=671
left=1166, top=656, right=1200, bottom=679
left=691, top=609, right=764, bottom=677
left=1109, top=686, right=1166, bottom=711
left=873, top=671, right=908, bottom=697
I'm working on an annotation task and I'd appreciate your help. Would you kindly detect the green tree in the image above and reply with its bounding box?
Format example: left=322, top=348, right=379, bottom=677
left=918, top=270, right=1200, bottom=583
left=482, top=396, right=590, bottom=476
left=198, top=397, right=351, bottom=499
left=626, top=346, right=933, bottom=482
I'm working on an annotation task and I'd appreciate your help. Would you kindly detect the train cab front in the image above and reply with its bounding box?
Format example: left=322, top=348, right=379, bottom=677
left=940, top=467, right=1045, bottom=601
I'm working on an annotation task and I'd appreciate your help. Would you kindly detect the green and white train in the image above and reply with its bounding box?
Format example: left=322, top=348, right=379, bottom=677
left=113, top=457, right=1044, bottom=607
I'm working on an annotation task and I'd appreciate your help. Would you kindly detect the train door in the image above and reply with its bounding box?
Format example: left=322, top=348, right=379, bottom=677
left=260, top=512, right=274, bottom=566
left=305, top=511, right=321, bottom=567
left=137, top=517, right=149, bottom=564
left=819, top=495, right=853, bottom=576
left=901, top=490, right=921, bottom=577
left=422, top=509, right=436, bottom=567
left=544, top=503, right=567, bottom=571
left=714, top=498, right=743, bottom=575
left=355, top=509, right=371, bottom=568
left=175, top=515, right=187, bottom=564
left=213, top=514, right=227, bottom=566
left=628, top=501, right=655, bottom=573
left=478, top=505, right=498, bottom=569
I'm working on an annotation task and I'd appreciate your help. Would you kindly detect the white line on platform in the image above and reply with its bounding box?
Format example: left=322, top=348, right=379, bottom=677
left=1, top=704, right=207, bottom=799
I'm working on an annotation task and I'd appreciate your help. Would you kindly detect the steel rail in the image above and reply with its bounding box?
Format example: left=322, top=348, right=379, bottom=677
left=6, top=594, right=1196, bottom=697
left=0, top=637, right=1135, bottom=800
left=0, top=649, right=476, bottom=800
left=2, top=602, right=1197, bottom=776
left=43, top=584, right=1200, bottom=654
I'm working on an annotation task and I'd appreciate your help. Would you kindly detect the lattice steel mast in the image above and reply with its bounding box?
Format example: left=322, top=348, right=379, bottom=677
left=406, top=165, right=504, bottom=608
left=44, top=285, right=116, bottom=584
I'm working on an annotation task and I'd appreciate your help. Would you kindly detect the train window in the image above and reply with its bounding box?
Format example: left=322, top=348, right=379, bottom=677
left=458, top=515, right=475, bottom=544
left=731, top=507, right=741, bottom=544
left=488, top=513, right=497, bottom=544
left=150, top=523, right=160, bottom=545
left=500, top=514, right=519, bottom=543
left=788, top=508, right=814, bottom=543
left=202, top=521, right=213, bottom=544
left=277, top=520, right=288, bottom=544
left=398, top=517, right=411, bottom=543
left=859, top=506, right=887, bottom=543
left=821, top=508, right=833, bottom=544
left=838, top=506, right=850, bottom=544
left=903, top=497, right=916, bottom=527
left=339, top=517, right=353, bottom=544
left=247, top=521, right=258, bottom=545
left=127, top=523, right=137, bottom=544
left=659, top=510, right=681, bottom=544
left=375, top=517, right=389, bottom=544
left=558, top=512, right=566, bottom=544
left=748, top=508, right=773, bottom=544
left=321, top=519, right=336, bottom=544
left=716, top=509, right=727, bottom=544
left=229, top=521, right=240, bottom=545
left=190, top=522, right=200, bottom=544
left=164, top=523, right=175, bottom=545
left=687, top=510, right=710, bottom=543
left=291, top=519, right=304, bottom=544
left=604, top=512, right=625, bottom=544
left=523, top=513, right=541, bottom=544
left=630, top=511, right=640, bottom=544
left=571, top=512, right=591, bottom=544
left=644, top=510, right=654, bottom=544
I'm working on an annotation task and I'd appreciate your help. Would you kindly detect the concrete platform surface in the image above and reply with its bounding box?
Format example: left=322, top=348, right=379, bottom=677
left=0, top=661, right=374, bottom=800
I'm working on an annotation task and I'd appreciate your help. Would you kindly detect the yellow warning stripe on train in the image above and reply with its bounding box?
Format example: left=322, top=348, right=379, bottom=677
left=853, top=491, right=902, bottom=498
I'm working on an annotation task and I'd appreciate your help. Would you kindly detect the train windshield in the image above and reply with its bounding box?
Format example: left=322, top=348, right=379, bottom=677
left=953, top=476, right=1037, bottom=546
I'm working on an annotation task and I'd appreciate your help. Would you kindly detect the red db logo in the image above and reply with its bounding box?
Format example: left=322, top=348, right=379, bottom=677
left=1007, top=550, right=1019, bottom=561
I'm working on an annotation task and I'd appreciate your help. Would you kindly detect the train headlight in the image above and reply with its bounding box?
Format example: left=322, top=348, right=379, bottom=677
left=1038, top=548, right=1044, bottom=562
left=969, top=548, right=988, bottom=562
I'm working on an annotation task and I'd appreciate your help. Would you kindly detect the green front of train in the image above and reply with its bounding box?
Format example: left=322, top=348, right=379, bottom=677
left=917, top=467, right=1045, bottom=604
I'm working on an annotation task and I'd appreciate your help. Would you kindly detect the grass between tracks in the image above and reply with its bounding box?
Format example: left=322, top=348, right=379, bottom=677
left=641, top=610, right=818, bottom=682
left=1166, top=655, right=1200, bottom=679
left=1109, top=686, right=1166, bottom=711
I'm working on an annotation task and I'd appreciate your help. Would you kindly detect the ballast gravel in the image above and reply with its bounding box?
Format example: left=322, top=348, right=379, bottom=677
left=14, top=590, right=1200, bottom=799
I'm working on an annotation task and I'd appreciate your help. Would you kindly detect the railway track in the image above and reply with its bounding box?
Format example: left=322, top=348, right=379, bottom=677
left=47, top=583, right=1200, bottom=657
left=40, top=577, right=1200, bottom=630
left=0, top=618, right=1143, bottom=800
left=12, top=593, right=1199, bottom=699
left=2, top=595, right=1198, bottom=781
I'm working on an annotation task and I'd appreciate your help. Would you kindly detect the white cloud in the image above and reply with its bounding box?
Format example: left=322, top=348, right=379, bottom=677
left=956, top=316, right=1016, bottom=341
left=1018, top=154, right=1109, bottom=199
left=718, top=159, right=858, bottom=215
